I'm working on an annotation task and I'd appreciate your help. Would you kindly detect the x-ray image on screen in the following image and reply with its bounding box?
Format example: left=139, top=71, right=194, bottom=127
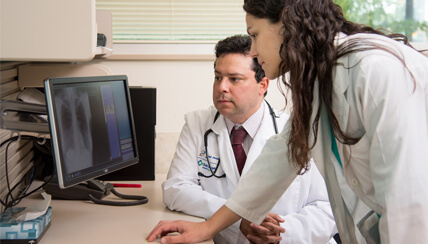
left=45, top=75, right=139, bottom=189
left=54, top=87, right=93, bottom=174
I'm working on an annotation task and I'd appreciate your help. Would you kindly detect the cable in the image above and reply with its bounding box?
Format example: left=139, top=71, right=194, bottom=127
left=1, top=135, right=52, bottom=212
left=9, top=145, right=55, bottom=207
left=7, top=156, right=54, bottom=208
left=4, top=140, right=16, bottom=207
left=0, top=135, right=43, bottom=148
left=88, top=187, right=148, bottom=206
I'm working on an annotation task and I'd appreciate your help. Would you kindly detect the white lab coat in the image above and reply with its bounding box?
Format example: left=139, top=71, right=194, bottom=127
left=163, top=101, right=337, bottom=243
left=226, top=33, right=428, bottom=244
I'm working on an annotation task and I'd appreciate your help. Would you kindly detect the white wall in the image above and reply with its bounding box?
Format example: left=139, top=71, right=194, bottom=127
left=89, top=52, right=290, bottom=173
left=90, top=59, right=289, bottom=134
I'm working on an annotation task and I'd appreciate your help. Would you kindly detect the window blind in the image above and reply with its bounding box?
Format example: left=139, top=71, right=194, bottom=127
left=96, top=0, right=248, bottom=43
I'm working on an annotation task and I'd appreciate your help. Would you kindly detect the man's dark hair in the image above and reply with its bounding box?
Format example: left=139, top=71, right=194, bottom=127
left=214, top=35, right=265, bottom=83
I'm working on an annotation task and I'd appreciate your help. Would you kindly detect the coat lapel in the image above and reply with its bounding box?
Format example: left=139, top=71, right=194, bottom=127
left=318, top=102, right=358, bottom=244
left=311, top=33, right=357, bottom=243
left=211, top=114, right=240, bottom=185
left=242, top=102, right=276, bottom=175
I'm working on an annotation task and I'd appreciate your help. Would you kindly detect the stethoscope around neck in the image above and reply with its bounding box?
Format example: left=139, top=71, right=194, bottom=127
left=198, top=100, right=279, bottom=178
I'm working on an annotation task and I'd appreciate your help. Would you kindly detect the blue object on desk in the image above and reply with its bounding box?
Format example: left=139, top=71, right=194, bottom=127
left=0, top=206, right=51, bottom=243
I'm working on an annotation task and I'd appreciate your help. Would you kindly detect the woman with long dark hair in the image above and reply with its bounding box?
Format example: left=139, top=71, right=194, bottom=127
left=147, top=0, right=428, bottom=243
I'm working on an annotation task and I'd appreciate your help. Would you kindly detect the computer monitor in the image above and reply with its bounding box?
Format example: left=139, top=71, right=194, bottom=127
left=44, top=75, right=139, bottom=189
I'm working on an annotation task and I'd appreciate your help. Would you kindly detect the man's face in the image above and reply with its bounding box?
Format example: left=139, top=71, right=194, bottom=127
left=213, top=53, right=268, bottom=124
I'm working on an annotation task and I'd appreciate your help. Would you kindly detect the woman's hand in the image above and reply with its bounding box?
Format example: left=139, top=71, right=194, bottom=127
left=146, top=205, right=241, bottom=243
left=146, top=220, right=213, bottom=243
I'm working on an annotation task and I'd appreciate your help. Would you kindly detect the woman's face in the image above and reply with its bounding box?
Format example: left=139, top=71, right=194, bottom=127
left=246, top=13, right=283, bottom=80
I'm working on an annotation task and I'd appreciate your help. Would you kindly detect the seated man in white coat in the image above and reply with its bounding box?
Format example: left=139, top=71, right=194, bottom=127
left=162, top=35, right=337, bottom=243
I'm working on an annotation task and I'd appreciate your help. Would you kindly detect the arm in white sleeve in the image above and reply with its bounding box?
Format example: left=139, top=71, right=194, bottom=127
left=225, top=120, right=301, bottom=224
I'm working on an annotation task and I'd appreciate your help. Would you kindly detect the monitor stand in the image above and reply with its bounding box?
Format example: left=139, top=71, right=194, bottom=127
left=43, top=176, right=148, bottom=206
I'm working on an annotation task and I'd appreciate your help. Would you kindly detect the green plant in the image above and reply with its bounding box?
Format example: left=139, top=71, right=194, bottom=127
left=335, top=0, right=428, bottom=41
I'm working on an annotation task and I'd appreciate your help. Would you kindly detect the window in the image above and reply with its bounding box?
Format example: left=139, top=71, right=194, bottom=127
left=96, top=0, right=427, bottom=46
left=336, top=0, right=428, bottom=43
left=96, top=0, right=247, bottom=43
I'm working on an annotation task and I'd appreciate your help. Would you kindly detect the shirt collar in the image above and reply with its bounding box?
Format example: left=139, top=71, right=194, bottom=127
left=224, top=101, right=265, bottom=139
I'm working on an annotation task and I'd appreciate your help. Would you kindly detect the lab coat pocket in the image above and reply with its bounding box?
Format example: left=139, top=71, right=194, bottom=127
left=197, top=152, right=224, bottom=179
left=357, top=210, right=380, bottom=244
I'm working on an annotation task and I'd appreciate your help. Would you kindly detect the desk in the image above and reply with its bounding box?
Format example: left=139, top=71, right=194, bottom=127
left=23, top=174, right=213, bottom=244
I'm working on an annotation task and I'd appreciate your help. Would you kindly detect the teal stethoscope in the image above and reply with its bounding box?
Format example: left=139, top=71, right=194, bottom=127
left=198, top=100, right=279, bottom=178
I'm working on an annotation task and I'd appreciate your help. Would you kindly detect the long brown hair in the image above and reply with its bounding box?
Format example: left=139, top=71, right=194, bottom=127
left=243, top=0, right=415, bottom=173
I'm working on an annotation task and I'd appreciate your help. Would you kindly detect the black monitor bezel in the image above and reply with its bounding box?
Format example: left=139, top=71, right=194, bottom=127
left=44, top=75, right=139, bottom=189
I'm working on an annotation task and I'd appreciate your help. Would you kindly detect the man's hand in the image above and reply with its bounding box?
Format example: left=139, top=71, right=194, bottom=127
left=146, top=220, right=213, bottom=243
left=240, top=213, right=285, bottom=244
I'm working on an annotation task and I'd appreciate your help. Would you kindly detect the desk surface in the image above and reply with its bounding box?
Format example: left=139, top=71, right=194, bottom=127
left=23, top=174, right=213, bottom=244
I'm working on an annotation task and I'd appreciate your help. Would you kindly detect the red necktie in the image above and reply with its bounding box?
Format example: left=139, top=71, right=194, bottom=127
left=231, top=127, right=247, bottom=175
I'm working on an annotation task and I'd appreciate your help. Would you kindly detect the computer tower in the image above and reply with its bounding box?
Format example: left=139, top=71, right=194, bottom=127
left=99, top=87, right=156, bottom=181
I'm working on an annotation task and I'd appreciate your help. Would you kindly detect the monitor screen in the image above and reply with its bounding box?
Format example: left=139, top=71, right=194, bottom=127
left=44, top=75, right=139, bottom=189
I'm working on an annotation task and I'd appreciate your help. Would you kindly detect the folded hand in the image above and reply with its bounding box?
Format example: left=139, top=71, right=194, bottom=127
left=240, top=213, right=285, bottom=244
